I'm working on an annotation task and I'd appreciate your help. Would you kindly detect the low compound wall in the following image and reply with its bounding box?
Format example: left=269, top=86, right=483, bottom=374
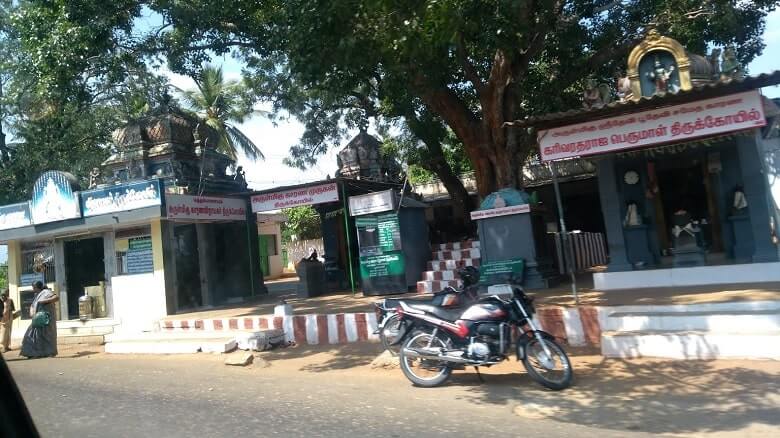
left=159, top=307, right=603, bottom=347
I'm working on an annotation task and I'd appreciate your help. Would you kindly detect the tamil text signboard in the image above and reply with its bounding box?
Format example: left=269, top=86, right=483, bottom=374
left=470, top=204, right=530, bottom=220
left=166, top=194, right=247, bottom=221
left=0, top=202, right=32, bottom=230
left=126, top=236, right=154, bottom=274
left=348, top=189, right=396, bottom=216
left=251, top=182, right=339, bottom=212
left=537, top=90, right=766, bottom=162
left=81, top=180, right=162, bottom=217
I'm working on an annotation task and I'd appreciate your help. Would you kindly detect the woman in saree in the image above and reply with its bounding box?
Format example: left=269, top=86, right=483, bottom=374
left=20, top=281, right=59, bottom=358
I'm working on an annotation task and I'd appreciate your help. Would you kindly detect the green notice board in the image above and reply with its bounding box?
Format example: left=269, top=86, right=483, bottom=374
left=356, top=212, right=406, bottom=295
left=479, top=258, right=524, bottom=284
left=126, top=236, right=154, bottom=274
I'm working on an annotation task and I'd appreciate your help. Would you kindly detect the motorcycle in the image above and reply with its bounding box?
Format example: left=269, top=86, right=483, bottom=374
left=374, top=267, right=480, bottom=355
left=393, top=280, right=573, bottom=390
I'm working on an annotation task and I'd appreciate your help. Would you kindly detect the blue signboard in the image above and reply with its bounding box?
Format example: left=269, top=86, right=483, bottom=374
left=81, top=180, right=162, bottom=218
left=30, top=171, right=82, bottom=224
left=0, top=202, right=32, bottom=231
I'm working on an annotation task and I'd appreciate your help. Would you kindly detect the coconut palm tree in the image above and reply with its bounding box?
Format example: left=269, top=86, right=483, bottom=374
left=177, top=65, right=264, bottom=161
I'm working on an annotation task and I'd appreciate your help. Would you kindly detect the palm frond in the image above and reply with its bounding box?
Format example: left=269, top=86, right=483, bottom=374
left=226, top=124, right=264, bottom=161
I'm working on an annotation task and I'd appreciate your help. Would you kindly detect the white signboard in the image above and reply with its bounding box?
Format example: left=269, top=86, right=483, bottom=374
left=349, top=190, right=396, bottom=216
left=0, top=202, right=32, bottom=231
left=166, top=194, right=247, bottom=221
left=538, top=90, right=766, bottom=162
left=251, top=182, right=339, bottom=212
left=470, top=204, right=530, bottom=221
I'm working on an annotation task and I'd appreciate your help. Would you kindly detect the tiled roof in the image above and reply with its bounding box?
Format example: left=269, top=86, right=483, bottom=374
left=508, top=71, right=780, bottom=130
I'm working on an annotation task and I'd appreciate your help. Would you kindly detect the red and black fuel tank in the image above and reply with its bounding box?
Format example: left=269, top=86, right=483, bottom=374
left=458, top=302, right=507, bottom=321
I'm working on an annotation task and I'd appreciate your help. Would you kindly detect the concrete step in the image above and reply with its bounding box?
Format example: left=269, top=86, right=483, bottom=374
left=604, top=309, right=780, bottom=333
left=434, top=241, right=480, bottom=251
left=601, top=330, right=780, bottom=360
left=421, top=270, right=458, bottom=281
left=59, top=334, right=106, bottom=346
left=57, top=319, right=118, bottom=336
left=105, top=338, right=237, bottom=354
left=432, top=248, right=481, bottom=261
left=416, top=279, right=460, bottom=294
left=427, top=258, right=481, bottom=272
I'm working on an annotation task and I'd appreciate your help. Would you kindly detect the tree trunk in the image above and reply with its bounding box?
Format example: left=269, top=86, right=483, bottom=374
left=419, top=142, right=473, bottom=222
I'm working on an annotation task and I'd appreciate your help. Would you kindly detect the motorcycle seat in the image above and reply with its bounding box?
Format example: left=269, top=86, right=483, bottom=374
left=383, top=296, right=435, bottom=309
left=407, top=304, right=461, bottom=322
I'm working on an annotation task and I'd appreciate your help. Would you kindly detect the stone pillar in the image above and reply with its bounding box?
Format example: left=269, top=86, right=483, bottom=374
left=7, top=241, right=22, bottom=330
left=102, top=231, right=116, bottom=319
left=737, top=132, right=779, bottom=262
left=596, top=156, right=633, bottom=271
left=159, top=220, right=179, bottom=314
left=53, top=239, right=68, bottom=320
left=245, top=203, right=267, bottom=296
left=195, top=223, right=215, bottom=307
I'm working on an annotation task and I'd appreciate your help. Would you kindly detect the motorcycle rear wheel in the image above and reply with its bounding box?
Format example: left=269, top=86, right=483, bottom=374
left=399, top=332, right=452, bottom=387
left=522, top=338, right=573, bottom=390
left=379, top=313, right=403, bottom=356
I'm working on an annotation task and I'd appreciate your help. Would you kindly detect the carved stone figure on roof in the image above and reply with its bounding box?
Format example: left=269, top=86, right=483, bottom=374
left=234, top=165, right=248, bottom=189
left=614, top=69, right=633, bottom=102
left=88, top=167, right=101, bottom=189
left=582, top=79, right=612, bottom=109
left=647, top=55, right=678, bottom=95
left=721, top=47, right=744, bottom=81
left=708, top=48, right=722, bottom=80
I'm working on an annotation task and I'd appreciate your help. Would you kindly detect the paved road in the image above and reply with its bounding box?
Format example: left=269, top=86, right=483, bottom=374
left=5, top=350, right=649, bottom=438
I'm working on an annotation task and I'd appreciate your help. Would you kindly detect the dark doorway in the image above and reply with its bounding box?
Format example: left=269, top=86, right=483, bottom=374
left=657, top=163, right=710, bottom=250
left=174, top=224, right=202, bottom=310
left=64, top=237, right=105, bottom=319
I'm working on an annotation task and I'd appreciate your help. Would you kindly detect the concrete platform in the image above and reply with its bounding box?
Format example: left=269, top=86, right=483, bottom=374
left=602, top=331, right=780, bottom=360
left=105, top=332, right=238, bottom=354
left=593, top=262, right=780, bottom=290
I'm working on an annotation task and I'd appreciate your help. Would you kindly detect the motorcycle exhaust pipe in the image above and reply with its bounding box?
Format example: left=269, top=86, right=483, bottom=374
left=402, top=348, right=498, bottom=366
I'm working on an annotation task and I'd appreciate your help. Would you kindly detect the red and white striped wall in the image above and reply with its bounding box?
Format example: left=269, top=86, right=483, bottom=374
left=158, top=305, right=605, bottom=348
left=160, top=312, right=380, bottom=346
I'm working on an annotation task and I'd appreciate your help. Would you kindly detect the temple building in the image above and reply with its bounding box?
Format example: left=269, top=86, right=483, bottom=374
left=514, top=30, right=780, bottom=289
left=0, top=105, right=263, bottom=339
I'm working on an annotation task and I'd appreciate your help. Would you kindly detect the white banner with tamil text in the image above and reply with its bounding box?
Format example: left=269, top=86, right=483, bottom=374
left=538, top=90, right=766, bottom=162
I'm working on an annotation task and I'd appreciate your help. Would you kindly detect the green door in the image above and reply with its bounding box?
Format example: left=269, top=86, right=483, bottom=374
left=258, top=235, right=270, bottom=277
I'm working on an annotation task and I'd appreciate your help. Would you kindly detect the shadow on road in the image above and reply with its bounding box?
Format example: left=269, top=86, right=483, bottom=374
left=259, top=342, right=385, bottom=372
left=451, top=356, right=780, bottom=435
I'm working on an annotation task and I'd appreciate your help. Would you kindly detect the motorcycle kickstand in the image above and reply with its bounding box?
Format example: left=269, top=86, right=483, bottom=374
left=473, top=366, right=485, bottom=384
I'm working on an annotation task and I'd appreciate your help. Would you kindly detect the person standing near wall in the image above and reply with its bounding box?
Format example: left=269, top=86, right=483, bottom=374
left=0, top=290, right=16, bottom=352
left=20, top=281, right=59, bottom=358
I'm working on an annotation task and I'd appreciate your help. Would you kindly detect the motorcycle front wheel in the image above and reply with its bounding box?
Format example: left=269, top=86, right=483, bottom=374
left=522, top=337, right=573, bottom=390
left=379, top=313, right=403, bottom=356
left=399, top=332, right=452, bottom=387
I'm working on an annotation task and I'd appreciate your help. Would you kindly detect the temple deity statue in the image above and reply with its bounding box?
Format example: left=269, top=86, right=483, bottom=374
left=647, top=56, right=677, bottom=94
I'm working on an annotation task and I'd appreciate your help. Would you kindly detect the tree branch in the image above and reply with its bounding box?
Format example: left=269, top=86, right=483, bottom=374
left=455, top=32, right=484, bottom=93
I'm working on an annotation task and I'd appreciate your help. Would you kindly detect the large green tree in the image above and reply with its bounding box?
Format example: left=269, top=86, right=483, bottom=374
left=6, top=1, right=779, bottom=202
left=0, top=0, right=169, bottom=203
left=148, top=0, right=779, bottom=196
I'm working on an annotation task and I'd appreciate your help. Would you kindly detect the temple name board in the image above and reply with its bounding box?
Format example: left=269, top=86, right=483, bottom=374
left=251, top=182, right=339, bottom=212
left=81, top=180, right=162, bottom=217
left=538, top=90, right=766, bottom=162
left=349, top=189, right=396, bottom=216
left=0, top=203, right=32, bottom=231
left=470, top=204, right=530, bottom=220
left=166, top=194, right=247, bottom=221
